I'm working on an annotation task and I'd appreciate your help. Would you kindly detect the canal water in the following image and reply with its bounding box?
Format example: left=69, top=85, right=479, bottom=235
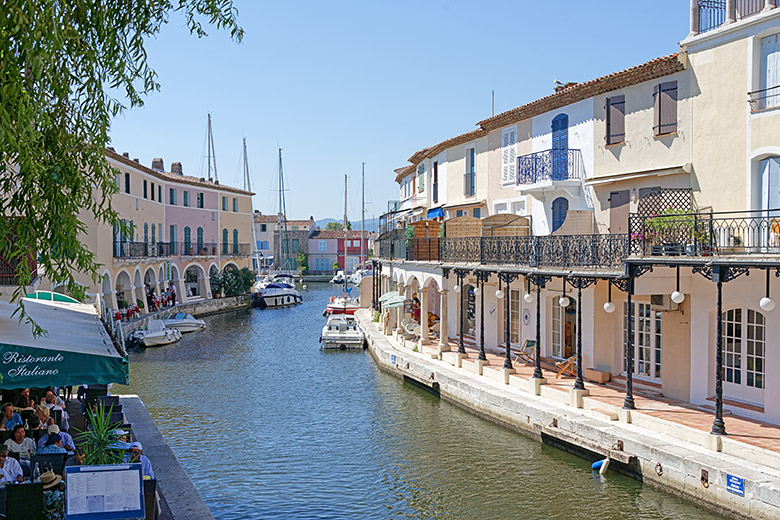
left=114, top=283, right=721, bottom=519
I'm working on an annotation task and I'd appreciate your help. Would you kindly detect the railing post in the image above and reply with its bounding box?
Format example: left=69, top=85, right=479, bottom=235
left=726, top=0, right=736, bottom=23
left=690, top=0, right=700, bottom=36
left=764, top=0, right=777, bottom=11
left=480, top=237, right=484, bottom=265
left=709, top=212, right=715, bottom=254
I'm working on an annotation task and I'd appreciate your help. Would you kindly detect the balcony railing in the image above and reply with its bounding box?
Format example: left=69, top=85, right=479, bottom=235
left=0, top=253, right=37, bottom=286
left=220, top=243, right=252, bottom=256
left=113, top=241, right=172, bottom=259
left=178, top=242, right=218, bottom=257
left=698, top=0, right=764, bottom=33
left=629, top=209, right=780, bottom=256
left=517, top=148, right=583, bottom=185
left=379, top=234, right=628, bottom=270
left=749, top=85, right=780, bottom=112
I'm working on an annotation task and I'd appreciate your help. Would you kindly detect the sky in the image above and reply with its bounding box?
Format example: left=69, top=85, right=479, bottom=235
left=109, top=0, right=691, bottom=224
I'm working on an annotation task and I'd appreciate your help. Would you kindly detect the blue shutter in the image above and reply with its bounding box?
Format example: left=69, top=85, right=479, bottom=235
left=552, top=197, right=569, bottom=232
left=552, top=114, right=569, bottom=180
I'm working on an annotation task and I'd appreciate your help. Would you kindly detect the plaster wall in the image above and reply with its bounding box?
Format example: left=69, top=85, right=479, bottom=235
left=486, top=122, right=533, bottom=216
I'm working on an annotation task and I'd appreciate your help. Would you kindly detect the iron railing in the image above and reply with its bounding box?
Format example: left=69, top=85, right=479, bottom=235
left=378, top=234, right=629, bottom=270
left=629, top=209, right=780, bottom=256
left=517, top=148, right=583, bottom=185
left=698, top=0, right=764, bottom=33
left=0, top=253, right=37, bottom=286
left=178, top=242, right=218, bottom=256
left=220, top=243, right=252, bottom=256
left=749, top=85, right=780, bottom=112
left=113, top=241, right=172, bottom=258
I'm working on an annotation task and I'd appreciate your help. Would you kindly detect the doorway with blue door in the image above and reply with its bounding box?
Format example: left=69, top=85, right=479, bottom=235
left=551, top=197, right=568, bottom=233
left=551, top=114, right=568, bottom=180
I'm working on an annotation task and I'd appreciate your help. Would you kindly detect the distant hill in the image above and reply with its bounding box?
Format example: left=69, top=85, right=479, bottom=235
left=316, top=217, right=379, bottom=233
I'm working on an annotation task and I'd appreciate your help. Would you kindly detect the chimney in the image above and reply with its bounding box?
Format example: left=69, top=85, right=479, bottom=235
left=171, top=162, right=183, bottom=175
left=151, top=158, right=164, bottom=172
left=123, top=152, right=130, bottom=158
left=133, top=158, right=140, bottom=163
left=107, top=146, right=115, bottom=152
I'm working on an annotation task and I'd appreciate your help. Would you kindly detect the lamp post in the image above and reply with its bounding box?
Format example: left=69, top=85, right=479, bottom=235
left=568, top=277, right=596, bottom=391
left=528, top=274, right=550, bottom=380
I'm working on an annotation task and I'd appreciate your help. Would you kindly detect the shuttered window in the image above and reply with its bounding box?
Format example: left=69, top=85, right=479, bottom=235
left=417, top=163, right=425, bottom=192
left=606, top=95, right=625, bottom=145
left=761, top=34, right=780, bottom=109
left=653, top=81, right=677, bottom=136
left=501, top=126, right=517, bottom=185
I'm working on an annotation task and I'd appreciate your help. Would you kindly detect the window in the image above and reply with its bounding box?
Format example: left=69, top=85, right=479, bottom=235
left=222, top=196, right=227, bottom=211
left=723, top=309, right=766, bottom=398
left=143, top=180, right=148, bottom=199
left=261, top=224, right=267, bottom=232
left=124, top=173, right=130, bottom=194
left=261, top=240, right=269, bottom=250
left=464, top=148, right=476, bottom=197
left=169, top=188, right=176, bottom=205
left=184, top=226, right=191, bottom=253
left=473, top=208, right=481, bottom=219
left=501, top=126, right=517, bottom=185
left=318, top=240, right=327, bottom=252
left=183, top=191, right=190, bottom=207
left=169, top=225, right=177, bottom=252
left=417, top=163, right=425, bottom=192
left=456, top=209, right=463, bottom=217
left=292, top=226, right=299, bottom=230
left=197, top=192, right=204, bottom=208
left=433, top=161, right=439, bottom=204
left=115, top=174, right=121, bottom=190
left=552, top=197, right=568, bottom=232
left=510, top=289, right=520, bottom=346
left=233, top=229, right=239, bottom=254
left=222, top=229, right=228, bottom=254
left=232, top=198, right=237, bottom=212
left=760, top=34, right=780, bottom=110
left=606, top=95, right=625, bottom=145
left=653, top=81, right=677, bottom=135
left=292, top=239, right=299, bottom=253
left=143, top=222, right=148, bottom=243
left=624, top=302, right=663, bottom=381
left=150, top=182, right=155, bottom=201
left=158, top=186, right=162, bottom=202
left=197, top=227, right=204, bottom=253
left=151, top=223, right=156, bottom=243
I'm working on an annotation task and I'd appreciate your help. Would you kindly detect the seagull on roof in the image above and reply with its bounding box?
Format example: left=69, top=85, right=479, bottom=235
left=554, top=79, right=564, bottom=87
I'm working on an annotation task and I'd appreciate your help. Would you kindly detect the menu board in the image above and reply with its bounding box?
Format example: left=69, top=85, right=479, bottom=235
left=65, top=464, right=145, bottom=520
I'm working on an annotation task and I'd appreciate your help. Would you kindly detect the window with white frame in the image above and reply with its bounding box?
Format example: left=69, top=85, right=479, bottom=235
left=417, top=163, right=425, bottom=192
left=464, top=147, right=476, bottom=197
left=510, top=289, right=520, bottom=345
left=501, top=126, right=517, bottom=185
left=494, top=202, right=508, bottom=214
left=623, top=302, right=662, bottom=381
left=318, top=240, right=327, bottom=252
left=760, top=34, right=780, bottom=110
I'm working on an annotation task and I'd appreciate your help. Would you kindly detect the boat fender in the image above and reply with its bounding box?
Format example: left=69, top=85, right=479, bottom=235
left=331, top=297, right=335, bottom=302
left=591, top=458, right=610, bottom=474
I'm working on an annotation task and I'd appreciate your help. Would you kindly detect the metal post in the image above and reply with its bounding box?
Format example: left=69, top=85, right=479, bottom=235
left=623, top=276, right=636, bottom=410
left=479, top=276, right=486, bottom=361
left=534, top=282, right=543, bottom=379
left=438, top=289, right=449, bottom=350
left=690, top=0, right=700, bottom=36
left=726, top=0, right=736, bottom=23
left=712, top=280, right=726, bottom=435
left=504, top=278, right=513, bottom=369
left=458, top=276, right=465, bottom=355
left=574, top=284, right=585, bottom=390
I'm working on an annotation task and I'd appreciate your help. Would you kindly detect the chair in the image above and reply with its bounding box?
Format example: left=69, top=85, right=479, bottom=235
left=96, top=395, right=120, bottom=407
left=143, top=479, right=158, bottom=520
left=555, top=355, right=577, bottom=379
left=51, top=408, right=62, bottom=427
left=3, top=482, right=44, bottom=520
left=513, top=339, right=536, bottom=366
left=30, top=453, right=68, bottom=476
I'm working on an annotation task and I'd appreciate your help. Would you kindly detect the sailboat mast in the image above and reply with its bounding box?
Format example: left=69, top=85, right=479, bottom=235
left=244, top=139, right=258, bottom=273
left=344, top=174, right=348, bottom=292
left=361, top=162, right=365, bottom=269
left=278, top=149, right=289, bottom=271
left=207, top=114, right=219, bottom=183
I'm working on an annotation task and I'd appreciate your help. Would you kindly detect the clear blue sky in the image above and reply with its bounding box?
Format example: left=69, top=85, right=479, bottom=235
left=109, top=0, right=690, bottom=223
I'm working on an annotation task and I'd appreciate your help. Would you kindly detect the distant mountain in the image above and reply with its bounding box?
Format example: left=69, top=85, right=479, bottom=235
left=316, top=217, right=379, bottom=233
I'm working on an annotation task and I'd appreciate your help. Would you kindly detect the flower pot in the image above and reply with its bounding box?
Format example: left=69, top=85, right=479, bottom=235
left=650, top=245, right=664, bottom=256
left=663, top=243, right=683, bottom=256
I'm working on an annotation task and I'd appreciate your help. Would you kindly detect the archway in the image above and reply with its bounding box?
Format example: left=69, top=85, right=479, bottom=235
left=100, top=272, right=115, bottom=310
left=133, top=268, right=144, bottom=312
left=114, top=270, right=132, bottom=309
left=184, top=263, right=207, bottom=299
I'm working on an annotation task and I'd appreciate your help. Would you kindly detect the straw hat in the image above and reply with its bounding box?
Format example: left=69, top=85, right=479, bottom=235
left=40, top=470, right=62, bottom=490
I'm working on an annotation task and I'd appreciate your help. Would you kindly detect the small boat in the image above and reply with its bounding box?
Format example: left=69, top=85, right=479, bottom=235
left=320, top=314, right=365, bottom=350
left=324, top=295, right=360, bottom=316
left=160, top=312, right=206, bottom=333
left=329, top=271, right=345, bottom=284
left=130, top=320, right=182, bottom=347
left=348, top=268, right=371, bottom=286
left=252, top=282, right=302, bottom=309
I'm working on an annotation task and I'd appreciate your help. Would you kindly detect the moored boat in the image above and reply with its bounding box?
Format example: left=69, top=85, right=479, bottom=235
left=130, top=320, right=182, bottom=347
left=319, top=314, right=365, bottom=350
left=324, top=295, right=360, bottom=316
left=252, top=282, right=302, bottom=309
left=160, top=312, right=206, bottom=333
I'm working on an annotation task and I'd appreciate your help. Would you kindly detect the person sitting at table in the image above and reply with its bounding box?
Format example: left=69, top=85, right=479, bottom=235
left=126, top=442, right=154, bottom=479
left=412, top=294, right=421, bottom=322
left=42, top=388, right=70, bottom=431
left=38, top=433, right=66, bottom=455
left=0, top=446, right=23, bottom=484
left=41, top=469, right=65, bottom=518
left=36, top=404, right=54, bottom=430
left=13, top=388, right=34, bottom=409
left=6, top=424, right=36, bottom=456
left=1, top=403, right=22, bottom=431
left=38, top=425, right=74, bottom=455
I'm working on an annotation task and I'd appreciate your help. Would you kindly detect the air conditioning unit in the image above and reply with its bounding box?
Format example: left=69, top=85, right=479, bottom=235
left=650, top=294, right=679, bottom=312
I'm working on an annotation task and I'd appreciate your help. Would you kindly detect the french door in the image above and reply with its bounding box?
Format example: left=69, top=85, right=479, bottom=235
left=722, top=308, right=766, bottom=405
left=623, top=302, right=662, bottom=382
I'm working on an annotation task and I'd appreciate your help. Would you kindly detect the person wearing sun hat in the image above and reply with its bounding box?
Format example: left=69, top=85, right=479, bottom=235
left=40, top=469, right=65, bottom=518
left=125, top=441, right=154, bottom=479
left=38, top=424, right=75, bottom=456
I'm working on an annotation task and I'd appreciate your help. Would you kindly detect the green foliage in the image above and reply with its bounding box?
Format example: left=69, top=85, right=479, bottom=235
left=135, top=298, right=144, bottom=309
left=372, top=310, right=380, bottom=322
left=0, top=1, right=243, bottom=333
left=117, top=299, right=128, bottom=309
left=75, top=403, right=126, bottom=466
left=325, top=221, right=351, bottom=231
left=297, top=251, right=308, bottom=274
left=332, top=261, right=339, bottom=270
left=213, top=266, right=254, bottom=297
left=209, top=270, right=222, bottom=298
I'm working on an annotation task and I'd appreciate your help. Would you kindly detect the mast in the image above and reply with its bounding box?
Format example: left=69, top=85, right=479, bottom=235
left=244, top=139, right=258, bottom=273
left=361, top=162, right=365, bottom=270
left=344, top=174, right=348, bottom=294
left=207, top=114, right=219, bottom=183
left=278, top=149, right=289, bottom=271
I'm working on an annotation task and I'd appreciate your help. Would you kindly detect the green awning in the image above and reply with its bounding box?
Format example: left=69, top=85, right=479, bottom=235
left=379, top=291, right=399, bottom=303
left=0, top=298, right=128, bottom=389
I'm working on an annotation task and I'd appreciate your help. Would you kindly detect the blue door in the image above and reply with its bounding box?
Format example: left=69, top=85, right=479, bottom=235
left=552, top=114, right=569, bottom=180
left=552, top=197, right=568, bottom=232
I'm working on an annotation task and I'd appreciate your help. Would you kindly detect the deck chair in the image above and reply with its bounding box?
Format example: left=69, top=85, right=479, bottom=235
left=555, top=355, right=577, bottom=379
left=513, top=340, right=536, bottom=365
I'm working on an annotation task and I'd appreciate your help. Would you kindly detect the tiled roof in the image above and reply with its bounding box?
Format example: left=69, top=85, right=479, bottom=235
left=283, top=219, right=313, bottom=226
left=253, top=214, right=280, bottom=223
left=105, top=148, right=255, bottom=196
left=478, top=53, right=686, bottom=130
left=394, top=165, right=415, bottom=184
left=311, top=229, right=369, bottom=239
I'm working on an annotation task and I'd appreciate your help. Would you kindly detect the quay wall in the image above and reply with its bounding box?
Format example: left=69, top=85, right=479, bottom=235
left=123, top=295, right=252, bottom=333
left=356, top=310, right=780, bottom=520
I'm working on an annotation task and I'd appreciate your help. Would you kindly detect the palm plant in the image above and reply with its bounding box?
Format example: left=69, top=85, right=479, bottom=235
left=74, top=402, right=126, bottom=465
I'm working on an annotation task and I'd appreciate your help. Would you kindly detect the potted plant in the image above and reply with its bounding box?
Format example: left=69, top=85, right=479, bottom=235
left=645, top=207, right=692, bottom=256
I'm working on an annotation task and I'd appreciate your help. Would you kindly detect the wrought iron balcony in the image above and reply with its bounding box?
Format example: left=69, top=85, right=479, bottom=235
left=220, top=243, right=252, bottom=256
left=628, top=209, right=780, bottom=257
left=697, top=0, right=764, bottom=34
left=0, top=253, right=37, bottom=286
left=179, top=242, right=218, bottom=257
left=377, top=234, right=628, bottom=270
left=517, top=149, right=584, bottom=185
left=113, top=241, right=172, bottom=259
left=749, top=85, right=780, bottom=112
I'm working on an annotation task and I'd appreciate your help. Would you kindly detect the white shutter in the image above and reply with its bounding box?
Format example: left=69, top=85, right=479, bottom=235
left=501, top=126, right=517, bottom=185
left=761, top=34, right=780, bottom=109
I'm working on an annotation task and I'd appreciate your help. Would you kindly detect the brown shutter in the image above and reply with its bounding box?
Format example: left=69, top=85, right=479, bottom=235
left=659, top=81, right=677, bottom=134
left=607, top=95, right=625, bottom=145
left=653, top=84, right=661, bottom=135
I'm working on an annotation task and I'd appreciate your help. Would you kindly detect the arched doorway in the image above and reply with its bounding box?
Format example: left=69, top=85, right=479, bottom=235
left=101, top=273, right=114, bottom=310
left=115, top=271, right=132, bottom=309
left=552, top=197, right=569, bottom=233
left=184, top=264, right=207, bottom=299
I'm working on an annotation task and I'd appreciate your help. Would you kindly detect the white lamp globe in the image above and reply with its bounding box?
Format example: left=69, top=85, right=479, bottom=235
left=453, top=285, right=461, bottom=293
left=603, top=301, right=616, bottom=314
left=474, top=286, right=481, bottom=295
left=760, top=296, right=776, bottom=312
left=524, top=292, right=534, bottom=303
left=559, top=296, right=570, bottom=307
left=671, top=291, right=685, bottom=304
left=495, top=289, right=505, bottom=299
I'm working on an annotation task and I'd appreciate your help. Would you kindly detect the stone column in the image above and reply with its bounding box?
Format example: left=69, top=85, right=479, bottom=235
left=764, top=0, right=777, bottom=11
left=395, top=282, right=404, bottom=334
left=420, top=286, right=428, bottom=342
left=726, top=0, right=736, bottom=23
left=438, top=289, right=450, bottom=351
left=690, top=0, right=700, bottom=36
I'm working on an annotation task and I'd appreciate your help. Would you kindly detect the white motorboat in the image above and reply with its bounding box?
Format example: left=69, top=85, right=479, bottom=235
left=324, top=295, right=360, bottom=316
left=329, top=270, right=345, bottom=284
left=160, top=312, right=206, bottom=333
left=130, top=320, right=182, bottom=347
left=320, top=314, right=365, bottom=350
left=348, top=269, right=371, bottom=286
left=251, top=281, right=302, bottom=309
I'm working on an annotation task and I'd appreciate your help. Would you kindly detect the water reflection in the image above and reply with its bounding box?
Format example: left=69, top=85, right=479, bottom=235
left=114, top=283, right=720, bottom=519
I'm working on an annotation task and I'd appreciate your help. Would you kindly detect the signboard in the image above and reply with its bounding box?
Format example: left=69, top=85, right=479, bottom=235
left=65, top=464, right=144, bottom=520
left=166, top=260, right=171, bottom=281
left=726, top=474, right=745, bottom=497
left=391, top=354, right=396, bottom=364
left=403, top=299, right=414, bottom=314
